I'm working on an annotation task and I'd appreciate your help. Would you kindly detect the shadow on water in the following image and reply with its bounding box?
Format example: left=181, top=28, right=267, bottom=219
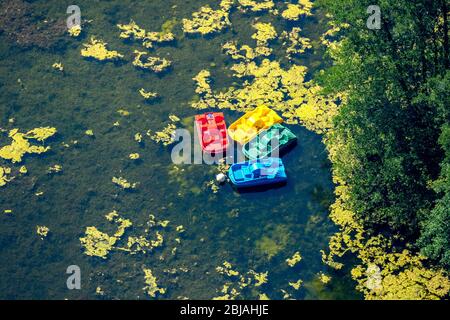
left=230, top=180, right=288, bottom=194
left=279, top=139, right=298, bottom=158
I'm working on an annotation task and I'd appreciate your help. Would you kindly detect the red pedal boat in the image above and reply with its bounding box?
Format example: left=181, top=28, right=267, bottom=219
left=195, top=112, right=228, bottom=154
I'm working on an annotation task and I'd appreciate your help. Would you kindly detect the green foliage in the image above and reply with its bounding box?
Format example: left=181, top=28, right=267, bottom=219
left=316, top=0, right=450, bottom=267
left=418, top=125, right=450, bottom=268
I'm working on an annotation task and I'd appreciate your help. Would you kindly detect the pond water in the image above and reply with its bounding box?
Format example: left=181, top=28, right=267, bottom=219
left=0, top=0, right=360, bottom=299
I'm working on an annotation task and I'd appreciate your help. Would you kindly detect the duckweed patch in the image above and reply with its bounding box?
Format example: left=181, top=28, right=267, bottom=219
left=117, top=20, right=175, bottom=49
left=68, top=25, right=82, bottom=37
left=0, top=127, right=57, bottom=163
left=0, top=167, right=13, bottom=187
left=133, top=50, right=172, bottom=73
left=286, top=251, right=302, bottom=267
left=81, top=37, right=124, bottom=61
left=139, top=88, right=158, bottom=100
left=281, top=1, right=313, bottom=21
left=80, top=212, right=177, bottom=259
left=213, top=261, right=270, bottom=300
left=36, top=225, right=50, bottom=239
left=238, top=0, right=275, bottom=13
left=148, top=115, right=180, bottom=146
left=182, top=3, right=232, bottom=36
left=112, top=177, right=138, bottom=189
left=80, top=213, right=132, bottom=259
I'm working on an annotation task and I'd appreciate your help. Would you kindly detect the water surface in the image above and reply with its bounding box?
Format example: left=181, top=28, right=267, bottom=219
left=0, top=0, right=359, bottom=299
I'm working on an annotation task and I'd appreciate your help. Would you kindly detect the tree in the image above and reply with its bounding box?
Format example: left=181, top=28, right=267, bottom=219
left=316, top=0, right=450, bottom=266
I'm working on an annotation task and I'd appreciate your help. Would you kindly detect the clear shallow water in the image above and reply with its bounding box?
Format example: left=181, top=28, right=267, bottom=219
left=0, top=0, right=360, bottom=299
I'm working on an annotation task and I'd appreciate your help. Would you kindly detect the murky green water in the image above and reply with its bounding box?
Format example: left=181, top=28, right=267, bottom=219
left=0, top=0, right=360, bottom=299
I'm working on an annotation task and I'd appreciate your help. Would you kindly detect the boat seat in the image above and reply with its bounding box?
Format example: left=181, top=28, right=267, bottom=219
left=252, top=169, right=261, bottom=178
left=206, top=142, right=223, bottom=150
left=250, top=163, right=260, bottom=172
left=233, top=170, right=244, bottom=181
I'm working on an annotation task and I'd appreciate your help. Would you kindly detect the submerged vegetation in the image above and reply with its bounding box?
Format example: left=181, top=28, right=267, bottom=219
left=0, top=0, right=66, bottom=49
left=143, top=267, right=166, bottom=298
left=0, top=0, right=448, bottom=300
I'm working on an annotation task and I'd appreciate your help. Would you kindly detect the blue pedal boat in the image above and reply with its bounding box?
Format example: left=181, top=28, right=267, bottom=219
left=228, top=157, right=287, bottom=188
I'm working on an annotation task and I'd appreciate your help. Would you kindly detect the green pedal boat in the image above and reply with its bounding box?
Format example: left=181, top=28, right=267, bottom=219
left=242, top=124, right=297, bottom=159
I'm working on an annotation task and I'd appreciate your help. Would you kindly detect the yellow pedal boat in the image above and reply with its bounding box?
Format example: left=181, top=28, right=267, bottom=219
left=228, top=106, right=283, bottom=144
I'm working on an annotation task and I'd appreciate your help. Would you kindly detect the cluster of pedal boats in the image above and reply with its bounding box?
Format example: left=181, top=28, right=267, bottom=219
left=194, top=106, right=297, bottom=188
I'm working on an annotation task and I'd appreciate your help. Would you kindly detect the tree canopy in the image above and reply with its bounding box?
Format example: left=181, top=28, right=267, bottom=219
left=317, top=0, right=449, bottom=268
